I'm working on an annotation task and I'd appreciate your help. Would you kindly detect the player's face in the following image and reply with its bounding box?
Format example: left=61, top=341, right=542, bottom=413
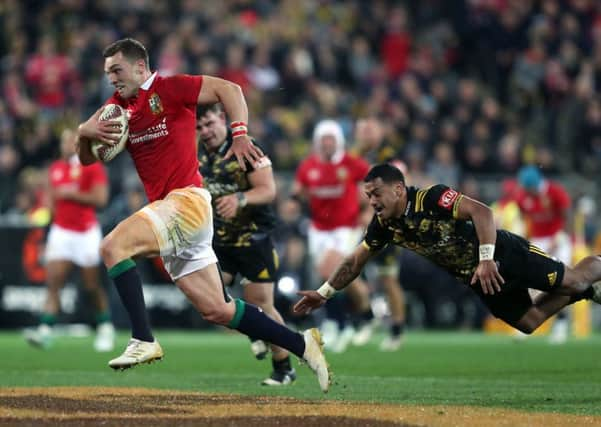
left=365, top=178, right=406, bottom=220
left=355, top=119, right=383, bottom=148
left=104, top=52, right=145, bottom=99
left=197, top=111, right=228, bottom=151
left=317, top=135, right=338, bottom=160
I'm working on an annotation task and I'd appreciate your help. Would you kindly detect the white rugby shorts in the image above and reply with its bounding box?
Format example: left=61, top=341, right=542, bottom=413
left=45, top=223, right=102, bottom=267
left=307, top=224, right=363, bottom=262
left=136, top=187, right=217, bottom=281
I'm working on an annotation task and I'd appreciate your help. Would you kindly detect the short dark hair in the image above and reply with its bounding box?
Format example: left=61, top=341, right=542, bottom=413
left=364, top=163, right=405, bottom=185
left=103, top=38, right=149, bottom=68
left=196, top=103, right=223, bottom=120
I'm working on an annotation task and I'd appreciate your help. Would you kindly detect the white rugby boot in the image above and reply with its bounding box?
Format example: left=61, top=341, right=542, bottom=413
left=94, top=322, right=116, bottom=352
left=548, top=318, right=568, bottom=345
left=379, top=334, right=404, bottom=352
left=301, top=328, right=331, bottom=393
left=352, top=319, right=378, bottom=346
left=250, top=339, right=269, bottom=360
left=331, top=325, right=355, bottom=353
left=319, top=319, right=339, bottom=350
left=108, top=338, right=163, bottom=370
left=24, top=324, right=53, bottom=349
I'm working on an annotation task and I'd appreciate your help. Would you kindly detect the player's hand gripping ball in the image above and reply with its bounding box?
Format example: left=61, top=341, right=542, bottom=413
left=90, top=104, right=129, bottom=162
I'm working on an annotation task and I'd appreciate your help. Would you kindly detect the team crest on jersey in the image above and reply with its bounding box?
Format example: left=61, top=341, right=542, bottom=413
left=438, top=189, right=459, bottom=209
left=69, top=165, right=81, bottom=180
left=336, top=167, right=348, bottom=181
left=51, top=169, right=63, bottom=181
left=308, top=168, right=320, bottom=181
left=149, top=93, right=163, bottom=115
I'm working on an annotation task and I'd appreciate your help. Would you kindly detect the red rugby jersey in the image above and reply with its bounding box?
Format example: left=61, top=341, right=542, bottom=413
left=514, top=180, right=571, bottom=238
left=106, top=73, right=203, bottom=201
left=295, top=153, right=370, bottom=230
left=49, top=156, right=107, bottom=231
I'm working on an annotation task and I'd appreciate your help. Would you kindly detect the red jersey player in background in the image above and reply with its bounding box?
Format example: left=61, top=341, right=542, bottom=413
left=75, top=38, right=329, bottom=392
left=515, top=165, right=573, bottom=344
left=24, top=128, right=114, bottom=352
left=292, top=119, right=376, bottom=353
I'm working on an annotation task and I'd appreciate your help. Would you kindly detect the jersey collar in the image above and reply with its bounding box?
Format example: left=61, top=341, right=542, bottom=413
left=140, top=72, right=158, bottom=91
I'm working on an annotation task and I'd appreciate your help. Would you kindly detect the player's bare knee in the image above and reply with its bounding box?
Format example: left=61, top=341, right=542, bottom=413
left=100, top=235, right=125, bottom=266
left=560, top=268, right=590, bottom=294
left=198, top=300, right=232, bottom=325
left=202, top=306, right=231, bottom=325
left=246, top=293, right=270, bottom=309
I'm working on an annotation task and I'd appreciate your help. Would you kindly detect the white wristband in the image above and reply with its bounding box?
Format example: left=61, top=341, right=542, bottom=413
left=316, top=282, right=337, bottom=299
left=479, top=244, right=495, bottom=261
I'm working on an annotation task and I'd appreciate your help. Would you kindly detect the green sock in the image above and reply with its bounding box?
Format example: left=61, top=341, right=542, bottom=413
left=40, top=313, right=56, bottom=326
left=96, top=311, right=111, bottom=325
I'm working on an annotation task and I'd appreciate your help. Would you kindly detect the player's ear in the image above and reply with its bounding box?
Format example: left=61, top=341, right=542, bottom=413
left=136, top=59, right=145, bottom=75
left=395, top=182, right=404, bottom=198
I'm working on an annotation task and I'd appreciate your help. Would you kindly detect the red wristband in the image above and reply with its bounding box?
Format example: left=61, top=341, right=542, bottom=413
left=231, top=121, right=248, bottom=138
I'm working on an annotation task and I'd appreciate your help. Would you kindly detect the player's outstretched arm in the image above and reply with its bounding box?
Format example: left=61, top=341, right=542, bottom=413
left=293, top=243, right=373, bottom=315
left=197, top=75, right=262, bottom=170
left=456, top=195, right=505, bottom=295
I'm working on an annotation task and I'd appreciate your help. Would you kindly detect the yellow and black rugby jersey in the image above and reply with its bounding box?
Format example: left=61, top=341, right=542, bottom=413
left=363, top=184, right=480, bottom=284
left=199, top=133, right=276, bottom=247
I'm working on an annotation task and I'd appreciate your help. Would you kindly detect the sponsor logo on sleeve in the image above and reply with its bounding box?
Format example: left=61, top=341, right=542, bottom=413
left=438, top=189, right=459, bottom=209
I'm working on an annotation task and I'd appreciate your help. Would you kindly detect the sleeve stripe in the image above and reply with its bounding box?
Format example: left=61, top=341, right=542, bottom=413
left=416, top=189, right=426, bottom=213
left=452, top=195, right=464, bottom=219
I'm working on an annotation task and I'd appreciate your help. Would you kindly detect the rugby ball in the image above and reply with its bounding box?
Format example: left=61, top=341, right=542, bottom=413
left=90, top=104, right=129, bottom=162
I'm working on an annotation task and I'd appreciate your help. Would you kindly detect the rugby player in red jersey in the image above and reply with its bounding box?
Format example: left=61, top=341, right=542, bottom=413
left=25, top=128, right=115, bottom=352
left=75, top=38, right=329, bottom=392
left=292, top=119, right=376, bottom=352
left=515, top=165, right=573, bottom=344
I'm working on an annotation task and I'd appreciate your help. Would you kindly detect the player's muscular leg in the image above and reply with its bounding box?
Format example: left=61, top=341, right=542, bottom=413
left=100, top=214, right=160, bottom=268
left=513, top=292, right=572, bottom=334
left=560, top=255, right=601, bottom=294
left=381, top=275, right=405, bottom=324
left=80, top=266, right=109, bottom=312
left=44, top=260, right=73, bottom=314
left=513, top=256, right=601, bottom=333
left=176, top=263, right=236, bottom=325
left=244, top=282, right=289, bottom=359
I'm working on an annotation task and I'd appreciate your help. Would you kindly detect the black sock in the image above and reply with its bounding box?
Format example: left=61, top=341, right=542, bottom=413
left=325, top=295, right=347, bottom=329
left=228, top=299, right=305, bottom=358
left=273, top=356, right=292, bottom=372
left=108, top=259, right=153, bottom=342
left=391, top=322, right=405, bottom=337
left=361, top=307, right=375, bottom=322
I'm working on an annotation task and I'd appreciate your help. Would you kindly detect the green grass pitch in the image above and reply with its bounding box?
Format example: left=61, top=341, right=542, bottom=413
left=2, top=330, right=600, bottom=415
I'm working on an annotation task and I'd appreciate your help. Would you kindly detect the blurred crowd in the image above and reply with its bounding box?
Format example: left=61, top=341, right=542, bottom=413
left=1, top=1, right=601, bottom=326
